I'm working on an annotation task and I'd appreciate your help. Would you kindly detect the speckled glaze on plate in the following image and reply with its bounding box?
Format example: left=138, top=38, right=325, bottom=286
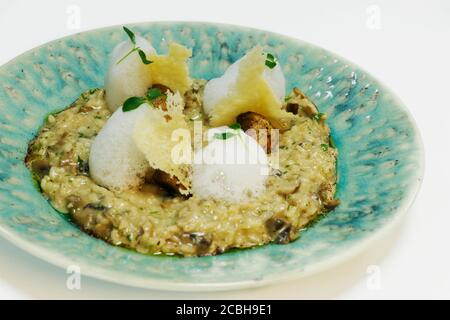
left=0, top=22, right=424, bottom=291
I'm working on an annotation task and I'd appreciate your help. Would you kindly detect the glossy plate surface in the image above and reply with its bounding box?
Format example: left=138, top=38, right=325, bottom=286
left=0, top=22, right=424, bottom=291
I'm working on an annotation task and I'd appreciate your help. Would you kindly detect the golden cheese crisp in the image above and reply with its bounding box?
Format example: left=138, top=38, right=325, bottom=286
left=148, top=42, right=192, bottom=95
left=132, top=92, right=192, bottom=194
left=208, top=46, right=292, bottom=127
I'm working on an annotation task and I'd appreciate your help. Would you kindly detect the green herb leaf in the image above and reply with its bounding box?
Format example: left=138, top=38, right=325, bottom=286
left=138, top=49, right=152, bottom=64
left=147, top=88, right=165, bottom=101
left=116, top=27, right=152, bottom=65
left=123, top=26, right=136, bottom=44
left=265, top=53, right=277, bottom=69
left=266, top=53, right=275, bottom=60
left=265, top=60, right=277, bottom=69
left=228, top=123, right=241, bottom=130
left=321, top=143, right=329, bottom=151
left=313, top=112, right=325, bottom=122
left=116, top=47, right=139, bottom=65
left=214, top=132, right=235, bottom=140
left=122, top=96, right=147, bottom=112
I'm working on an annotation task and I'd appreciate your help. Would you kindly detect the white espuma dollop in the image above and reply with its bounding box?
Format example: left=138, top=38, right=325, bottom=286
left=192, top=126, right=269, bottom=202
left=89, top=104, right=151, bottom=190
left=104, top=36, right=156, bottom=112
left=202, top=52, right=286, bottom=116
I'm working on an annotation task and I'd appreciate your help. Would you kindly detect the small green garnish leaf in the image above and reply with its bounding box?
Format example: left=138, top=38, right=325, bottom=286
left=122, top=87, right=167, bottom=112
left=313, top=112, right=325, bottom=122
left=284, top=95, right=291, bottom=102
left=116, top=47, right=138, bottom=65
left=122, top=96, right=147, bottom=112
left=116, top=27, right=153, bottom=65
left=138, top=49, right=152, bottom=64
left=265, top=53, right=277, bottom=69
left=321, top=144, right=329, bottom=151
left=214, top=132, right=235, bottom=140
left=228, top=123, right=241, bottom=130
left=123, top=26, right=136, bottom=45
left=147, top=87, right=166, bottom=101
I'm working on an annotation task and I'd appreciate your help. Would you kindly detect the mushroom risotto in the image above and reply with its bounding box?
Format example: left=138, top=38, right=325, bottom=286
left=25, top=27, right=339, bottom=257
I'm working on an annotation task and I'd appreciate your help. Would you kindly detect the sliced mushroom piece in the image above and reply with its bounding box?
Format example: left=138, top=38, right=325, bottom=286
left=76, top=156, right=90, bottom=175
left=30, top=159, right=51, bottom=179
left=286, top=102, right=299, bottom=115
left=84, top=202, right=108, bottom=211
left=181, top=232, right=212, bottom=256
left=66, top=195, right=112, bottom=237
left=265, top=217, right=292, bottom=244
left=152, top=169, right=187, bottom=195
left=323, top=198, right=341, bottom=211
left=78, top=105, right=95, bottom=114
left=93, top=222, right=113, bottom=240
left=318, top=183, right=341, bottom=212
left=66, top=195, right=92, bottom=227
left=236, top=111, right=274, bottom=153
left=286, top=87, right=320, bottom=118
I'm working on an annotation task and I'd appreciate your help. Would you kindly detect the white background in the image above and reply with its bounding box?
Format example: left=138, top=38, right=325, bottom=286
left=0, top=0, right=449, bottom=299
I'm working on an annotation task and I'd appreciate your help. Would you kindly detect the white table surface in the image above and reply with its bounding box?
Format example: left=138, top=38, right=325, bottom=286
left=0, top=0, right=449, bottom=299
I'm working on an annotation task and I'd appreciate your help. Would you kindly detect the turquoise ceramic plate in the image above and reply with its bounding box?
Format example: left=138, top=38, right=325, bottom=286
left=0, top=22, right=424, bottom=291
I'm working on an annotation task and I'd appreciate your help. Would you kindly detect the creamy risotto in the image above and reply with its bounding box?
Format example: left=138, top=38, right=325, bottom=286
left=25, top=27, right=339, bottom=257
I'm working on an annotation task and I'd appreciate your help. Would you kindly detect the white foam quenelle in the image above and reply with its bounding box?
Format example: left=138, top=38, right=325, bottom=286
left=192, top=126, right=269, bottom=202
left=89, top=104, right=151, bottom=190
left=203, top=50, right=286, bottom=117
left=104, top=36, right=156, bottom=112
